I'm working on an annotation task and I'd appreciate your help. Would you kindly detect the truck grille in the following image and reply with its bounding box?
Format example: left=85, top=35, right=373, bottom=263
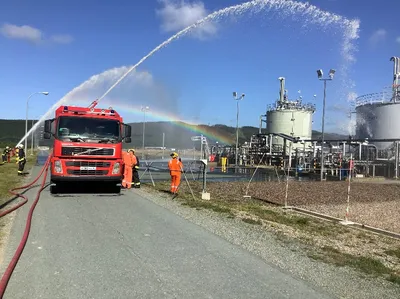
left=61, top=147, right=114, bottom=156
left=65, top=161, right=111, bottom=168
left=67, top=169, right=109, bottom=176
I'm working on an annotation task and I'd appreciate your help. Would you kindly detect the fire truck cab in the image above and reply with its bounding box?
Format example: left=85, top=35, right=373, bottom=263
left=43, top=101, right=132, bottom=194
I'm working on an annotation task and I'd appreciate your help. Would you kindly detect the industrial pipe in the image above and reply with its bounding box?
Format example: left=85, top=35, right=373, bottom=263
left=390, top=56, right=400, bottom=102
left=303, top=138, right=400, bottom=143
left=365, top=144, right=378, bottom=160
left=269, top=134, right=272, bottom=155
left=396, top=142, right=399, bottom=179
left=390, top=57, right=397, bottom=83
left=278, top=77, right=285, bottom=104
left=342, top=141, right=346, bottom=157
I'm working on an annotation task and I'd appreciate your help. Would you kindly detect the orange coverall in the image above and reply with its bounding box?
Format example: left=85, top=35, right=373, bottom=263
left=122, top=151, right=134, bottom=189
left=168, top=157, right=183, bottom=193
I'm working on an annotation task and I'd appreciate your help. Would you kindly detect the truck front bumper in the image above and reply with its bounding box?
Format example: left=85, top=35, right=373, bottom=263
left=51, top=175, right=122, bottom=183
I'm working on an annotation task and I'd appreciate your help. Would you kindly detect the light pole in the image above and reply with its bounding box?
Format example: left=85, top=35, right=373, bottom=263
left=25, top=92, right=49, bottom=151
left=31, top=118, right=35, bottom=155
left=141, top=106, right=150, bottom=159
left=162, top=132, right=165, bottom=159
left=316, top=69, right=335, bottom=181
left=233, top=91, right=245, bottom=167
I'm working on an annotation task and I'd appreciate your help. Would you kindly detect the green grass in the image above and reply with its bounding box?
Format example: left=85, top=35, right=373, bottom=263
left=242, top=218, right=262, bottom=225
left=384, top=247, right=400, bottom=259
left=310, top=246, right=400, bottom=285
left=181, top=200, right=233, bottom=214
left=239, top=203, right=349, bottom=237
left=242, top=204, right=309, bottom=227
left=0, top=152, right=37, bottom=203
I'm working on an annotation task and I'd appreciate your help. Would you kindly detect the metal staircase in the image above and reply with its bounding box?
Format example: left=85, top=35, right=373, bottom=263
left=191, top=135, right=211, bottom=159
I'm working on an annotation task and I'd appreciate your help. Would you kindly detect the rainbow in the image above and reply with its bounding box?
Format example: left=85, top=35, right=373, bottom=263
left=103, top=101, right=235, bottom=145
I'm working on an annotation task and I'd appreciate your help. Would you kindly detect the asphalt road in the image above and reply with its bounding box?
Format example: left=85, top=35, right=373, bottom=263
left=1, top=166, right=333, bottom=299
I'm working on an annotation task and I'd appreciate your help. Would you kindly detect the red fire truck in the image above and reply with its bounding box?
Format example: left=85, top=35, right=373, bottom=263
left=43, top=100, right=132, bottom=194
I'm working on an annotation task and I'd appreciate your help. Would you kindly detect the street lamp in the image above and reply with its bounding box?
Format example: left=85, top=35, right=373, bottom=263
left=31, top=118, right=35, bottom=155
left=141, top=106, right=150, bottom=159
left=233, top=91, right=245, bottom=167
left=316, top=69, right=335, bottom=181
left=25, top=92, right=49, bottom=151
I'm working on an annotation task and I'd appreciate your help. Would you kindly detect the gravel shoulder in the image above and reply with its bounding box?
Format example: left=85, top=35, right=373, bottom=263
left=138, top=182, right=400, bottom=299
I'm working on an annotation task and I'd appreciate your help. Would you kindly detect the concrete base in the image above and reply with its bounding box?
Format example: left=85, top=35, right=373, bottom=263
left=340, top=220, right=355, bottom=225
left=201, top=192, right=210, bottom=200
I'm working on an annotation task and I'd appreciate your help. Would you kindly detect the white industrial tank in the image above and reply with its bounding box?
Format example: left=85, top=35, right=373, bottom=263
left=356, top=57, right=400, bottom=150
left=356, top=101, right=400, bottom=150
left=266, top=77, right=315, bottom=151
left=267, top=109, right=313, bottom=149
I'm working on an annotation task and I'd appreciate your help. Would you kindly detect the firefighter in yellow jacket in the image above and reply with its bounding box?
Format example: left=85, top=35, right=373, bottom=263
left=1, top=146, right=10, bottom=164
left=128, top=149, right=141, bottom=188
left=16, top=144, right=26, bottom=175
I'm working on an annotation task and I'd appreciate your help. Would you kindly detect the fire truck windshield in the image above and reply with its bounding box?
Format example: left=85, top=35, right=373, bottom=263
left=57, top=116, right=120, bottom=143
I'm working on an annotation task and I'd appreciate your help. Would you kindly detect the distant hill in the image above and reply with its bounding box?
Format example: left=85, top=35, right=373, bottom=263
left=0, top=119, right=348, bottom=149
left=0, top=119, right=38, bottom=148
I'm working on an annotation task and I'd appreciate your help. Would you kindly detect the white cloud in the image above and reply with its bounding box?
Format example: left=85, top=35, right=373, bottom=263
left=0, top=23, right=73, bottom=44
left=368, top=29, right=386, bottom=46
left=0, top=23, right=42, bottom=43
left=155, top=0, right=217, bottom=40
left=50, top=34, right=74, bottom=44
left=60, top=67, right=179, bottom=120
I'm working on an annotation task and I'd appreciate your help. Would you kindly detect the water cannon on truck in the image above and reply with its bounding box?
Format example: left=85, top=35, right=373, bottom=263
left=42, top=101, right=132, bottom=194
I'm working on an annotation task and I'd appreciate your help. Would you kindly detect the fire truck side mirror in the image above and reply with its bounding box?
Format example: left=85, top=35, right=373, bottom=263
left=122, top=124, right=132, bottom=138
left=44, top=119, right=54, bottom=134
left=43, top=119, right=55, bottom=139
left=124, top=137, right=132, bottom=143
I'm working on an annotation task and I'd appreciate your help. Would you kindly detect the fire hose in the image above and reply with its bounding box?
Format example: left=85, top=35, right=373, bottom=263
left=0, top=155, right=51, bottom=298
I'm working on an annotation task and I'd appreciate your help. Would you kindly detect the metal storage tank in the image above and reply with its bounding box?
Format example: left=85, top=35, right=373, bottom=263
left=267, top=109, right=313, bottom=147
left=266, top=77, right=315, bottom=151
left=356, top=100, right=400, bottom=150
left=356, top=55, right=400, bottom=150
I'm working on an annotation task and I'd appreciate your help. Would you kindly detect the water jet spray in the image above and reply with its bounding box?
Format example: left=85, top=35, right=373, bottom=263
left=17, top=0, right=360, bottom=148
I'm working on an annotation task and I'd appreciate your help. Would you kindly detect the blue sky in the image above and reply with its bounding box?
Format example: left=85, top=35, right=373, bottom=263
left=0, top=0, right=399, bottom=134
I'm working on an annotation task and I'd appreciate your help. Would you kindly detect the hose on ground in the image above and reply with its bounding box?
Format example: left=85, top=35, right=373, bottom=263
left=0, top=156, right=51, bottom=218
left=0, top=155, right=51, bottom=299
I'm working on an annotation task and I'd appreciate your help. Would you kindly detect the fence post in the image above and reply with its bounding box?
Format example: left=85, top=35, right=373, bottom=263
left=284, top=142, right=293, bottom=209
left=200, top=159, right=210, bottom=200
left=341, top=153, right=354, bottom=225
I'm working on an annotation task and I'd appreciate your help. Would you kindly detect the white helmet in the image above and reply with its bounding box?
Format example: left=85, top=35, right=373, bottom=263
left=17, top=144, right=23, bottom=149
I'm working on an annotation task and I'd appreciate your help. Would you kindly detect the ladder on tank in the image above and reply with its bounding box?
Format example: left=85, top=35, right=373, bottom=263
left=191, top=135, right=211, bottom=160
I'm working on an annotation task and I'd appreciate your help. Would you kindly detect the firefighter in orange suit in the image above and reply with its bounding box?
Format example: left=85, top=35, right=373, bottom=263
left=122, top=150, right=134, bottom=189
left=168, top=152, right=183, bottom=194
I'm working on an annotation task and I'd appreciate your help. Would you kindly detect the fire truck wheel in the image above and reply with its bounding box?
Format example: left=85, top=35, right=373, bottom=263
left=50, top=185, right=58, bottom=195
left=112, top=185, right=121, bottom=194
